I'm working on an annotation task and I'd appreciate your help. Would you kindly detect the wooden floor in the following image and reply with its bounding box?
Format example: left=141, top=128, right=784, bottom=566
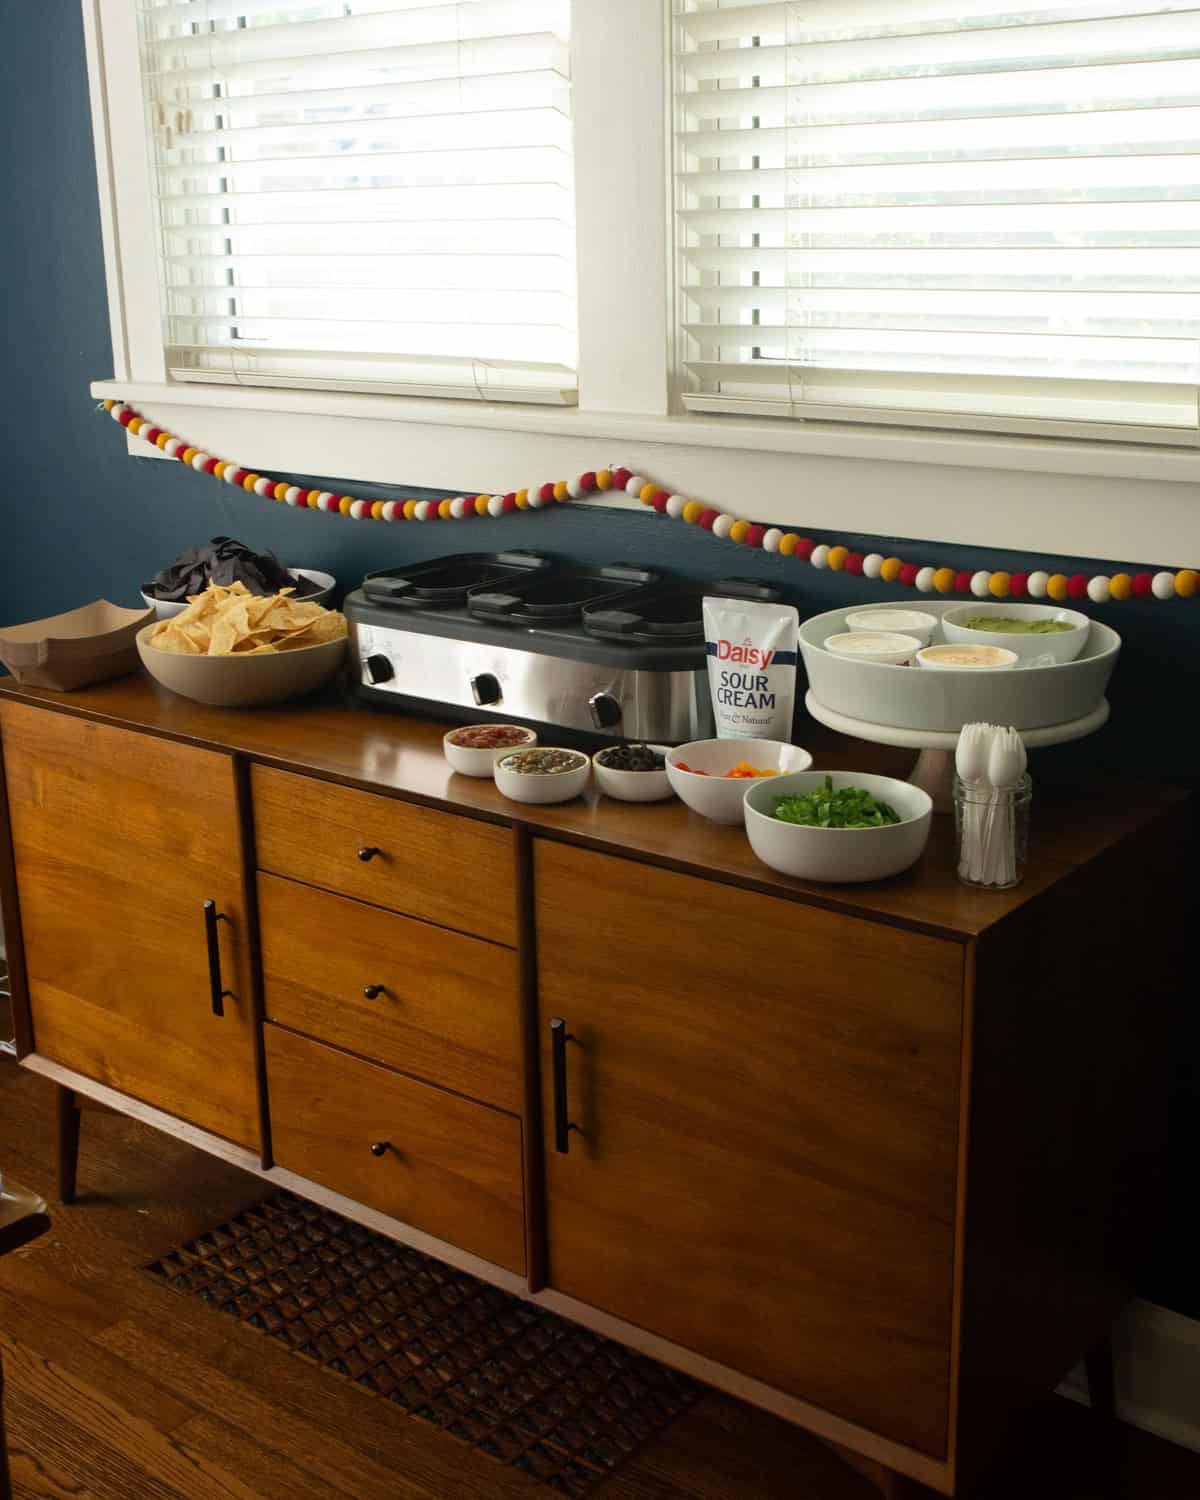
left=1, top=1058, right=1197, bottom=1500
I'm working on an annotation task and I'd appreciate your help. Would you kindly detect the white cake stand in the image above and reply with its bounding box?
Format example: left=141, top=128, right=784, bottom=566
left=805, top=691, right=1111, bottom=813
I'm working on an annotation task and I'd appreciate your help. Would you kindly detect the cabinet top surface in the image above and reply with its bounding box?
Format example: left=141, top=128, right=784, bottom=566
left=0, top=675, right=1183, bottom=943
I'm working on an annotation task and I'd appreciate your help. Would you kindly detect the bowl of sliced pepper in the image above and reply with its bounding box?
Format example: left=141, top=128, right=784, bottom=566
left=664, top=738, right=812, bottom=825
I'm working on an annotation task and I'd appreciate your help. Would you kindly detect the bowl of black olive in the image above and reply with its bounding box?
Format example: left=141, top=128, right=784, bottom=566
left=592, top=743, right=675, bottom=803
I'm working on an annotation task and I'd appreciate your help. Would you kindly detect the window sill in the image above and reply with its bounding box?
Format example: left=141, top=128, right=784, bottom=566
left=91, top=378, right=1200, bottom=563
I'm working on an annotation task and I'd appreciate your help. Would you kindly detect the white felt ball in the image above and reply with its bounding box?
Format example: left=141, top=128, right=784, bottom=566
left=712, top=513, right=735, bottom=540
left=413, top=501, right=430, bottom=520
left=191, top=452, right=209, bottom=472
left=810, top=544, right=830, bottom=569
left=317, top=492, right=335, bottom=510
left=1152, top=570, right=1176, bottom=600
left=915, top=566, right=936, bottom=593
left=1026, top=570, right=1049, bottom=598
left=254, top=477, right=273, bottom=496
left=567, top=478, right=585, bottom=499
left=379, top=501, right=397, bottom=522
left=448, top=497, right=466, bottom=519
left=282, top=486, right=299, bottom=505
left=224, top=466, right=242, bottom=486
left=762, top=527, right=782, bottom=553
left=665, top=494, right=688, bottom=520
left=970, top=570, right=992, bottom=597
left=862, top=553, right=884, bottom=580
left=625, top=474, right=647, bottom=496
left=1086, top=575, right=1110, bottom=603
left=488, top=495, right=506, bottom=517
left=110, top=403, right=127, bottom=421
left=346, top=499, right=365, bottom=519
left=164, top=438, right=182, bottom=457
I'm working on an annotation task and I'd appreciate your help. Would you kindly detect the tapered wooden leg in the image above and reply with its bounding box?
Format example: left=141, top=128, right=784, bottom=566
left=1085, top=1333, right=1118, bottom=1426
left=55, top=1084, right=81, bottom=1205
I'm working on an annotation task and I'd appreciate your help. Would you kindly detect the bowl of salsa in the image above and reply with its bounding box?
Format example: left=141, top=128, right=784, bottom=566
left=444, top=723, right=537, bottom=777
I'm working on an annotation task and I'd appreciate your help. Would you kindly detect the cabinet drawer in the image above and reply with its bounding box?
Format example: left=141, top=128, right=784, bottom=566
left=251, top=766, right=515, bottom=947
left=266, top=1025, right=526, bottom=1274
left=259, top=873, right=521, bottom=1112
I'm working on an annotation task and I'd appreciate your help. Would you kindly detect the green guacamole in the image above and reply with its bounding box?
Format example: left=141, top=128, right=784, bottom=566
left=960, top=615, right=1073, bottom=635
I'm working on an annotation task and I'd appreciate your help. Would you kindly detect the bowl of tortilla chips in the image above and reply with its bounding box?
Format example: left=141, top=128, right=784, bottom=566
left=136, top=582, right=348, bottom=707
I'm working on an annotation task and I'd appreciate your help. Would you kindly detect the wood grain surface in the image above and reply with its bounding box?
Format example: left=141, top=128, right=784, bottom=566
left=251, top=764, right=516, bottom=946
left=258, top=872, right=521, bottom=1112
left=535, top=839, right=964, bottom=1458
left=0, top=701, right=260, bottom=1148
left=265, top=1024, right=526, bottom=1274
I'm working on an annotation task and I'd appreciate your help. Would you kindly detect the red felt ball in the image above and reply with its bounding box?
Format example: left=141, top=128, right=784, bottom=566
left=579, top=471, right=597, bottom=492
left=899, top=562, right=919, bottom=587
left=649, top=489, right=669, bottom=509
left=501, top=494, right=517, bottom=513
left=794, top=537, right=815, bottom=561
left=117, top=409, right=134, bottom=427
left=1010, top=571, right=1029, bottom=598
left=844, top=552, right=864, bottom=576
left=744, top=524, right=766, bottom=548
left=539, top=483, right=556, bottom=504
left=1132, top=571, right=1153, bottom=596
left=699, top=508, right=720, bottom=530
left=141, top=426, right=161, bottom=445
left=955, top=570, right=974, bottom=594
left=204, top=457, right=220, bottom=475
left=610, top=468, right=632, bottom=490
left=1067, top=573, right=1089, bottom=599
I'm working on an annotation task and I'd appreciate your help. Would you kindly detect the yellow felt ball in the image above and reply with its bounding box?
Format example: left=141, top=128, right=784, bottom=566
left=364, top=501, right=379, bottom=520
left=1108, top=572, right=1132, bottom=600
left=242, top=474, right=259, bottom=491
left=989, top=571, right=1011, bottom=598
left=933, top=567, right=956, bottom=594
left=271, top=482, right=287, bottom=501
left=553, top=480, right=569, bottom=502
left=1175, top=569, right=1198, bottom=598
left=639, top=483, right=657, bottom=505
left=596, top=469, right=612, bottom=491
left=515, top=488, right=529, bottom=509
left=212, top=461, right=225, bottom=480
left=103, top=399, right=115, bottom=411
left=335, top=496, right=351, bottom=516
left=1046, top=573, right=1069, bottom=601
left=179, top=447, right=196, bottom=466
left=306, top=490, right=320, bottom=508
left=729, top=520, right=750, bottom=544
left=778, top=533, right=799, bottom=557
left=682, top=500, right=705, bottom=525
left=880, top=557, right=903, bottom=583
left=437, top=499, right=452, bottom=519
left=402, top=500, right=417, bottom=520
left=127, top=418, right=143, bottom=436
left=826, top=545, right=849, bottom=572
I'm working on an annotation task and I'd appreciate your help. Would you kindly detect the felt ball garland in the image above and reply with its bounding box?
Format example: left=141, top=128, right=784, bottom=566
left=101, top=399, right=1197, bottom=601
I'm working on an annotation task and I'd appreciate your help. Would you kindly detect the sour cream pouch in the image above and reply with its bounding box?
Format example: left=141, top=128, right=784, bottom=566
left=703, top=596, right=799, bottom=739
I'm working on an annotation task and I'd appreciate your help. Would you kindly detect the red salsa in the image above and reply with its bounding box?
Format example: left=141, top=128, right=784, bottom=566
left=448, top=724, right=533, bottom=750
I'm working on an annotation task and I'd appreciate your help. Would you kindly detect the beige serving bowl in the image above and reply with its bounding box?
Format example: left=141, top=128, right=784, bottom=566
left=136, top=625, right=346, bottom=707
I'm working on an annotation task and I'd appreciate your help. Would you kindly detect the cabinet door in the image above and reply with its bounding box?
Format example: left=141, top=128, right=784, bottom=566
left=535, top=841, right=962, bottom=1457
left=1, top=703, right=260, bottom=1149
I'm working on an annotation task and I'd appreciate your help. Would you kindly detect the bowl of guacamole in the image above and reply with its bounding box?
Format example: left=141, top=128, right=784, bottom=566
left=941, top=602, right=1090, bottom=664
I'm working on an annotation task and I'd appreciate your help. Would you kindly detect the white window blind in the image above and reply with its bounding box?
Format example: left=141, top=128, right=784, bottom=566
left=137, top=0, right=576, bottom=404
left=673, top=0, right=1200, bottom=443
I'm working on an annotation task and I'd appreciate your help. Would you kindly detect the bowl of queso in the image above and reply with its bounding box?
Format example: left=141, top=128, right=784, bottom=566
left=941, top=602, right=1090, bottom=664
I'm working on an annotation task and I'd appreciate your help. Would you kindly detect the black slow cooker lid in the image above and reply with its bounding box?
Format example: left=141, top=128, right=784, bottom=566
left=361, top=551, right=551, bottom=608
left=468, top=564, right=659, bottom=624
left=583, top=577, right=784, bottom=643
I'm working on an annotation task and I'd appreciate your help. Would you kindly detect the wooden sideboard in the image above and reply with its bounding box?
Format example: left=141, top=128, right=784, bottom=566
left=0, top=677, right=1185, bottom=1497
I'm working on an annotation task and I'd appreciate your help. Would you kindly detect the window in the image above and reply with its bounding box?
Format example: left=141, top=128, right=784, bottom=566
left=137, top=0, right=576, bottom=403
left=672, top=0, right=1200, bottom=442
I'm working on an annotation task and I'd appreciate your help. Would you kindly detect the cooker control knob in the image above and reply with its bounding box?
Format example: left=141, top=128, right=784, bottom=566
left=364, top=653, right=394, bottom=684
left=471, top=672, right=502, bottom=706
left=588, top=692, right=623, bottom=730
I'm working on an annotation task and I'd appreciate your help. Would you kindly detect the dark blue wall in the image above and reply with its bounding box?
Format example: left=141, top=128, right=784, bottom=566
left=1, top=4, right=1194, bottom=1320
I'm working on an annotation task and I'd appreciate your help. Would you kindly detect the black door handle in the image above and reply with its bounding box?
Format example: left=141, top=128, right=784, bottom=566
left=358, top=845, right=381, bottom=862
left=203, top=899, right=235, bottom=1018
left=362, top=984, right=384, bottom=1000
left=550, top=1018, right=580, bottom=1154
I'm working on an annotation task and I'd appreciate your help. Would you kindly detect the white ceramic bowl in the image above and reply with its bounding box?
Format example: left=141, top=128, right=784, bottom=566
left=141, top=568, right=336, bottom=620
left=825, top=631, right=921, bottom=667
left=592, top=745, right=674, bottom=803
left=136, top=624, right=346, bottom=707
left=665, top=738, right=814, bottom=825
left=494, top=748, right=590, bottom=804
left=941, top=601, right=1090, bottom=664
left=917, top=643, right=1018, bottom=671
left=744, top=771, right=933, bottom=884
left=443, top=724, right=537, bottom=777
left=844, top=608, right=938, bottom=646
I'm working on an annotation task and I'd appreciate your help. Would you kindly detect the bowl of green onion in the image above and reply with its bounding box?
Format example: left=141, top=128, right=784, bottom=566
left=743, top=771, right=932, bottom=884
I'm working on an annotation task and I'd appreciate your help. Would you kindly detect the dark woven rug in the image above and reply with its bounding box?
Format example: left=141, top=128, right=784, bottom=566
left=145, top=1190, right=698, bottom=1495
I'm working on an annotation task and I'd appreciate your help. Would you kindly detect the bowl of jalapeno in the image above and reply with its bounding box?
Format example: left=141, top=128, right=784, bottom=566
left=494, top=746, right=590, bottom=804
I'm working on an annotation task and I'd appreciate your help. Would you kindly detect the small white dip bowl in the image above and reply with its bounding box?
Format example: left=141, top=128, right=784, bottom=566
left=592, top=746, right=674, bottom=803
left=844, top=608, right=938, bottom=646
left=825, top=631, right=921, bottom=667
left=917, top=644, right=1019, bottom=671
left=443, top=725, right=537, bottom=778
left=665, top=738, right=813, bottom=825
left=941, top=601, right=1090, bottom=665
left=494, top=748, right=590, bottom=804
left=744, top=771, right=933, bottom=884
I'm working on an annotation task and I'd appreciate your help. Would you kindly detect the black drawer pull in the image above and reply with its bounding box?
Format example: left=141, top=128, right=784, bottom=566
left=358, top=846, right=381, bottom=863
left=370, top=1140, right=391, bottom=1157
left=550, top=1018, right=580, bottom=1154
left=202, top=899, right=235, bottom=1018
left=362, top=984, right=384, bottom=1001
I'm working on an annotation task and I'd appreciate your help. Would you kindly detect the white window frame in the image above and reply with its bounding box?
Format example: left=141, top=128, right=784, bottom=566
left=83, top=0, right=1200, bottom=562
